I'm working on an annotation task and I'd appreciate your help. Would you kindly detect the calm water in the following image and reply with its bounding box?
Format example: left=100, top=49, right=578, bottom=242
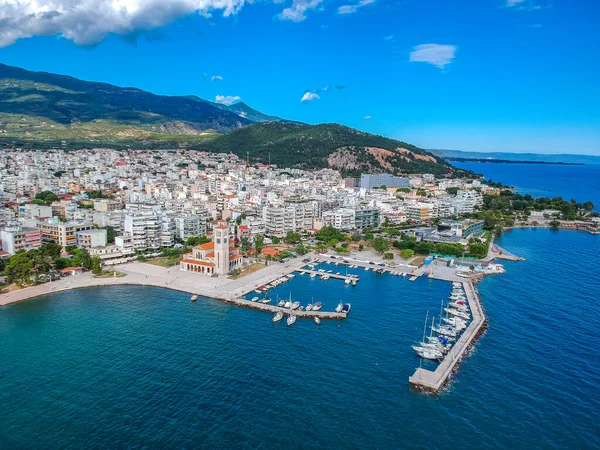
left=453, top=162, right=600, bottom=208
left=1, top=229, right=599, bottom=448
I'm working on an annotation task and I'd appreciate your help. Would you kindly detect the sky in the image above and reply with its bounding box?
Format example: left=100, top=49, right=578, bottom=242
left=0, top=0, right=599, bottom=155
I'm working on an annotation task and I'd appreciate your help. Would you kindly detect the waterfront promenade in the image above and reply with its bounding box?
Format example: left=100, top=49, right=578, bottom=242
left=408, top=280, right=487, bottom=391
left=0, top=255, right=350, bottom=319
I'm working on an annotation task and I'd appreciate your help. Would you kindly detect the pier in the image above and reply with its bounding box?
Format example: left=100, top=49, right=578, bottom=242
left=408, top=281, right=487, bottom=392
left=224, top=297, right=347, bottom=319
left=296, top=269, right=358, bottom=281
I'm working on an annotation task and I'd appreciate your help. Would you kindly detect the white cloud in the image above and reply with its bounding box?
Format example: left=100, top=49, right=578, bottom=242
left=0, top=0, right=247, bottom=47
left=278, top=0, right=323, bottom=22
left=363, top=115, right=371, bottom=120
left=383, top=34, right=394, bottom=41
left=337, top=0, right=375, bottom=15
left=506, top=0, right=526, bottom=6
left=301, top=92, right=320, bottom=102
left=409, top=44, right=457, bottom=69
left=215, top=95, right=241, bottom=105
left=211, top=75, right=223, bottom=81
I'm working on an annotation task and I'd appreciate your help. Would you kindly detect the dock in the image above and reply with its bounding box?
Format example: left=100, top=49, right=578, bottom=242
left=408, top=281, right=487, bottom=392
left=224, top=297, right=347, bottom=319
left=296, top=269, right=358, bottom=282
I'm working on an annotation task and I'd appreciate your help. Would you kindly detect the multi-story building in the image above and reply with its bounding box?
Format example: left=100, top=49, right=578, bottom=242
left=76, top=229, right=108, bottom=249
left=94, top=199, right=122, bottom=212
left=262, top=202, right=314, bottom=237
left=355, top=208, right=380, bottom=229
left=174, top=215, right=206, bottom=241
left=452, top=190, right=483, bottom=215
left=0, top=226, right=42, bottom=255
left=37, top=219, right=94, bottom=248
left=405, top=202, right=433, bottom=223
left=322, top=208, right=356, bottom=231
left=123, top=213, right=161, bottom=250
left=360, top=173, right=410, bottom=189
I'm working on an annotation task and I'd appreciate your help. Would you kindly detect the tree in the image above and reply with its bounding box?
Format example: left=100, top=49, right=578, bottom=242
left=295, top=244, right=309, bottom=255
left=400, top=249, right=414, bottom=259
left=549, top=220, right=561, bottom=230
left=104, top=226, right=117, bottom=244
left=187, top=236, right=211, bottom=246
left=254, top=234, right=265, bottom=255
left=583, top=201, right=594, bottom=212
left=5, top=253, right=34, bottom=285
left=240, top=237, right=252, bottom=252
left=416, top=189, right=427, bottom=197
left=92, top=257, right=102, bottom=275
left=415, top=241, right=435, bottom=255
left=272, top=236, right=280, bottom=244
left=284, top=231, right=301, bottom=244
left=358, top=244, right=364, bottom=251
left=494, top=224, right=504, bottom=236
left=383, top=252, right=394, bottom=260
left=447, top=187, right=459, bottom=195
left=467, top=243, right=488, bottom=259
left=315, top=226, right=344, bottom=242
left=364, top=231, right=374, bottom=241
left=34, top=191, right=59, bottom=205
left=371, top=237, right=390, bottom=254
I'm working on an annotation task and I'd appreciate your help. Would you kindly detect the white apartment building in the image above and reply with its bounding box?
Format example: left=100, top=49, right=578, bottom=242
left=262, top=202, right=314, bottom=237
left=174, top=215, right=206, bottom=241
left=123, top=213, right=161, bottom=250
left=37, top=219, right=94, bottom=248
left=405, top=202, right=434, bottom=223
left=0, top=226, right=42, bottom=255
left=76, top=229, right=107, bottom=249
left=322, top=208, right=356, bottom=231
left=452, top=190, right=483, bottom=215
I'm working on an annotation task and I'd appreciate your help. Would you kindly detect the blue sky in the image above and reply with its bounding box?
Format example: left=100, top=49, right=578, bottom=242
left=0, top=0, right=599, bottom=155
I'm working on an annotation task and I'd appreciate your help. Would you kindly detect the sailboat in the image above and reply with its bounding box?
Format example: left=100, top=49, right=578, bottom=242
left=273, top=311, right=284, bottom=322
left=287, top=314, right=297, bottom=326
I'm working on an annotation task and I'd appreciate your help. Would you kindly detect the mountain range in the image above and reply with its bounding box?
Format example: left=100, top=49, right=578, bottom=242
left=0, top=63, right=459, bottom=176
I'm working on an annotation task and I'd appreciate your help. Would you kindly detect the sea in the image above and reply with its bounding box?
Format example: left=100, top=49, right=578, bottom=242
left=1, top=163, right=599, bottom=448
left=453, top=162, right=600, bottom=209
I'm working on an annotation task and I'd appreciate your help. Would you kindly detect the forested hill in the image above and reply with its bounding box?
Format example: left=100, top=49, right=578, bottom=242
left=201, top=123, right=458, bottom=176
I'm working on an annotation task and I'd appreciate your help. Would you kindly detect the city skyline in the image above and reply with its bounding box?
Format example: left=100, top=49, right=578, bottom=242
left=0, top=0, right=599, bottom=155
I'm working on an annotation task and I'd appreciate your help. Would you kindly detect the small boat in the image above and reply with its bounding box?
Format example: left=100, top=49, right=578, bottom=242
left=313, top=302, right=322, bottom=311
left=314, top=317, right=321, bottom=325
left=448, top=301, right=468, bottom=310
left=259, top=297, right=272, bottom=304
left=322, top=275, right=330, bottom=281
left=365, top=267, right=370, bottom=271
left=278, top=300, right=286, bottom=307
left=352, top=280, right=357, bottom=286
left=191, top=295, right=198, bottom=302
left=287, top=315, right=297, bottom=326
left=444, top=308, right=470, bottom=320
left=416, top=348, right=443, bottom=361
left=284, top=301, right=292, bottom=308
left=342, top=303, right=351, bottom=314
left=287, top=274, right=295, bottom=279
left=432, top=324, right=459, bottom=337
left=254, top=290, right=262, bottom=294
left=335, top=302, right=344, bottom=313
left=306, top=304, right=313, bottom=311
left=251, top=296, right=259, bottom=302
left=273, top=311, right=284, bottom=322
left=344, top=279, right=351, bottom=285
left=290, top=301, right=300, bottom=310
left=452, top=282, right=462, bottom=288
left=310, top=273, right=317, bottom=279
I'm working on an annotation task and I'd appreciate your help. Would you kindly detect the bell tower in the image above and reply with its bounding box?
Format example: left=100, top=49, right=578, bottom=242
left=214, top=225, right=230, bottom=275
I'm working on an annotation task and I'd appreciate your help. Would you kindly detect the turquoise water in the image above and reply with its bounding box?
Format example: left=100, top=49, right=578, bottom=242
left=453, top=162, right=600, bottom=209
left=1, top=229, right=599, bottom=448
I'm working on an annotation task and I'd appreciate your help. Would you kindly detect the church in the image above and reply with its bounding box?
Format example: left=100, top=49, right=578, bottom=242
left=180, top=225, right=243, bottom=275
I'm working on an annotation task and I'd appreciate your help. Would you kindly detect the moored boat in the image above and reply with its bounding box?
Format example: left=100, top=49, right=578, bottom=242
left=335, top=302, right=344, bottom=313
left=251, top=296, right=259, bottom=302
left=313, top=302, right=323, bottom=311
left=342, top=303, right=351, bottom=314
left=314, top=317, right=321, bottom=325
left=290, top=301, right=300, bottom=310
left=273, top=311, right=284, bottom=322
left=287, top=315, right=297, bottom=326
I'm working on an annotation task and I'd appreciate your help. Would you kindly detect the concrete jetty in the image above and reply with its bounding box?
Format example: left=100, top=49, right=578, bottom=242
left=223, top=297, right=347, bottom=319
left=296, top=269, right=358, bottom=281
left=408, top=281, right=487, bottom=392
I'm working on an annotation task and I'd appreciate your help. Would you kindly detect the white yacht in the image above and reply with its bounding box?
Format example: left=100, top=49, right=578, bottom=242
left=251, top=297, right=259, bottom=302
left=344, top=278, right=351, bottom=285
left=306, top=304, right=313, bottom=311
left=287, top=315, right=297, bottom=326
left=273, top=311, right=284, bottom=322
left=314, top=317, right=321, bottom=325
left=444, top=308, right=471, bottom=320
left=313, top=302, right=322, bottom=311
left=290, top=301, right=300, bottom=310
left=335, top=302, right=344, bottom=313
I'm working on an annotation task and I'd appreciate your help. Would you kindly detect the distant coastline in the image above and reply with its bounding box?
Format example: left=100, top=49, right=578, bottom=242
left=445, top=157, right=583, bottom=166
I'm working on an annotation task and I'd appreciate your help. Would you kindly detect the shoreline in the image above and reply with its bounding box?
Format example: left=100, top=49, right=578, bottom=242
left=503, top=224, right=599, bottom=235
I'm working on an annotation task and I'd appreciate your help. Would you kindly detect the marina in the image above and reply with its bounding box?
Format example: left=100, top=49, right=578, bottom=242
left=409, top=280, right=487, bottom=392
